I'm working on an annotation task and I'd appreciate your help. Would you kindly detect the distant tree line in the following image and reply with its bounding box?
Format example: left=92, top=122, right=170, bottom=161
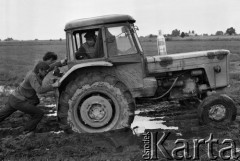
left=0, top=38, right=64, bottom=42
left=169, top=27, right=237, bottom=38
left=4, top=37, right=14, bottom=41
left=1, top=27, right=238, bottom=41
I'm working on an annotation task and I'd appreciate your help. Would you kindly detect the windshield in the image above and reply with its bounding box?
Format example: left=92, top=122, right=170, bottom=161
left=105, top=25, right=138, bottom=56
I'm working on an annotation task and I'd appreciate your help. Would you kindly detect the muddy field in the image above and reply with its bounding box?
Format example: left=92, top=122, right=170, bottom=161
left=0, top=84, right=240, bottom=161
left=1, top=40, right=240, bottom=160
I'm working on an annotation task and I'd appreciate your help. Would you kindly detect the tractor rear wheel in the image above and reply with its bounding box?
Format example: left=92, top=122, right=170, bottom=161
left=59, top=71, right=135, bottom=133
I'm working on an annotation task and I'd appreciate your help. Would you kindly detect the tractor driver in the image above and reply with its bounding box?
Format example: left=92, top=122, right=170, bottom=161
left=75, top=31, right=97, bottom=60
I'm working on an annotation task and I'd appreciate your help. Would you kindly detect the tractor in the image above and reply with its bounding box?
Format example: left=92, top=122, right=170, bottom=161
left=54, top=14, right=237, bottom=133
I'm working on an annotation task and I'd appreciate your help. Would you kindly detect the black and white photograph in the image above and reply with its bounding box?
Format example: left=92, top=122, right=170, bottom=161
left=1, top=0, right=240, bottom=160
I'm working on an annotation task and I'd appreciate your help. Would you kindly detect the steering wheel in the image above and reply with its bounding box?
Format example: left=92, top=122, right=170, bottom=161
left=75, top=52, right=91, bottom=60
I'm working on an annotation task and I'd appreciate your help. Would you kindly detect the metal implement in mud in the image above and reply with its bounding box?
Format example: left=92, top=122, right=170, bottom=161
left=53, top=14, right=237, bottom=133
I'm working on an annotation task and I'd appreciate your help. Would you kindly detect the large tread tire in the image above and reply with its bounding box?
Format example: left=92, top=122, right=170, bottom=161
left=198, top=94, right=237, bottom=127
left=59, top=71, right=135, bottom=133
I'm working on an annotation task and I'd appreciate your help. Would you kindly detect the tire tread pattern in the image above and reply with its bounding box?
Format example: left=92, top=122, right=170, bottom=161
left=59, top=70, right=135, bottom=133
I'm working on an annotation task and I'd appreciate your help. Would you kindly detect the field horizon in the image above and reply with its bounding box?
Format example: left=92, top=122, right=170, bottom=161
left=2, top=34, right=240, bottom=42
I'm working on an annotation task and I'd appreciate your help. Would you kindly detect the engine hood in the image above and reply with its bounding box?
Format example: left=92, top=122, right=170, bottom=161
left=146, top=49, right=230, bottom=89
left=146, top=49, right=230, bottom=63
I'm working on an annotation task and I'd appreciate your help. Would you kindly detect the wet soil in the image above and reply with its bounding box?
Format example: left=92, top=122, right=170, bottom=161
left=0, top=81, right=240, bottom=160
left=0, top=93, right=144, bottom=161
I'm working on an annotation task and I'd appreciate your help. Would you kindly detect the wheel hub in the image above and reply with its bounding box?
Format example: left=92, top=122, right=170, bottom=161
left=209, top=104, right=226, bottom=121
left=88, top=103, right=106, bottom=121
left=80, top=95, right=113, bottom=128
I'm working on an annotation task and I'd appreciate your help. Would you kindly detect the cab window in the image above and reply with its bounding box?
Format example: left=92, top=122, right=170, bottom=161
left=105, top=26, right=137, bottom=56
left=72, top=29, right=104, bottom=60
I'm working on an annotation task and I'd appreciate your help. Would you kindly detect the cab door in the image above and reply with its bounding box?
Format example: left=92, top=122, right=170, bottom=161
left=103, top=24, right=147, bottom=97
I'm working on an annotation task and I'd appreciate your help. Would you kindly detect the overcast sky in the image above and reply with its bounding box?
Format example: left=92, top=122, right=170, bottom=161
left=1, top=0, right=240, bottom=40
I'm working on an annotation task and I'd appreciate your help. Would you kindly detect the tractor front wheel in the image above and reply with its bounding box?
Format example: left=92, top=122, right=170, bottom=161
left=198, top=94, right=237, bottom=127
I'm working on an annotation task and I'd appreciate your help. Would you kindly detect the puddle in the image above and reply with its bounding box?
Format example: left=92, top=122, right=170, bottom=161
left=50, top=130, right=64, bottom=134
left=131, top=108, right=178, bottom=135
left=45, top=104, right=57, bottom=116
left=130, top=116, right=179, bottom=135
left=131, top=115, right=178, bottom=130
left=45, top=104, right=56, bottom=108
left=46, top=113, right=57, bottom=117
left=0, top=85, right=15, bottom=96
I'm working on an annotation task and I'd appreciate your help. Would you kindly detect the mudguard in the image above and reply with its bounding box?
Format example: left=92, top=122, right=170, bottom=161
left=58, top=61, right=113, bottom=86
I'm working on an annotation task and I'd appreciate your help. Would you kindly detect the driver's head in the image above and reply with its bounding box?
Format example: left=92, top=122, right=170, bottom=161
left=85, top=31, right=96, bottom=47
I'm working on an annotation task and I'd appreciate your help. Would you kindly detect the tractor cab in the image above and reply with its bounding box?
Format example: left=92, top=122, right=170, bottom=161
left=64, top=15, right=143, bottom=68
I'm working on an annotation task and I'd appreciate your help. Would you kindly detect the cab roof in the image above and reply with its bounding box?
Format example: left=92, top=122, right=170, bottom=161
left=65, top=14, right=135, bottom=31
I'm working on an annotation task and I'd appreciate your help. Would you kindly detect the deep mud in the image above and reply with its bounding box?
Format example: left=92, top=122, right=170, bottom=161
left=0, top=84, right=240, bottom=161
